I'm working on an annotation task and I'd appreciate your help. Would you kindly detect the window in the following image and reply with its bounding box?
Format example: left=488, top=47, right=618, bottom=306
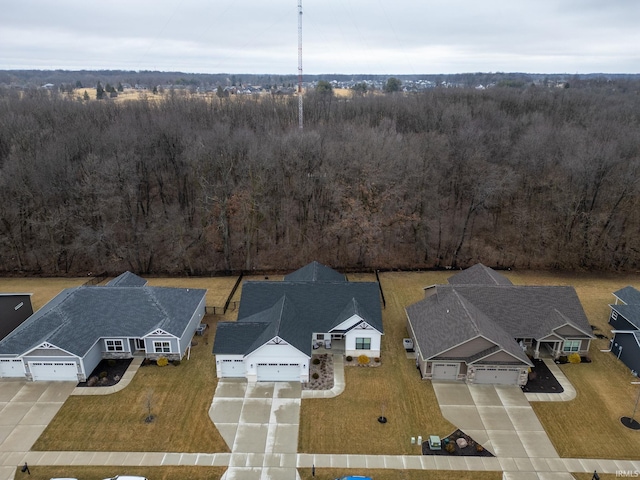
left=356, top=337, right=371, bottom=350
left=154, top=341, right=171, bottom=353
left=316, top=334, right=325, bottom=340
left=105, top=339, right=124, bottom=352
left=611, top=311, right=618, bottom=321
left=563, top=340, right=581, bottom=352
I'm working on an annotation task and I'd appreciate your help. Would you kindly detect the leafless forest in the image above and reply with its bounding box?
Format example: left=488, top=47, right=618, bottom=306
left=1, top=84, right=639, bottom=275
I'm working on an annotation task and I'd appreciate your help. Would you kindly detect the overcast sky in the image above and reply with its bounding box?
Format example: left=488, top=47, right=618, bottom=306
left=2, top=0, right=639, bottom=75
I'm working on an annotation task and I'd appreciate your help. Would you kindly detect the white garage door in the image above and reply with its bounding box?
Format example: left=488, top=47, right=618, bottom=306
left=432, top=363, right=459, bottom=380
left=0, top=359, right=25, bottom=377
left=256, top=363, right=300, bottom=382
left=29, top=361, right=78, bottom=381
left=474, top=367, right=521, bottom=385
left=219, top=359, right=245, bottom=377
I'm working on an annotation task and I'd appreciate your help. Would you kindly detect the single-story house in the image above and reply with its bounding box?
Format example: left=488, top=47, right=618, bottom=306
left=405, top=264, right=593, bottom=386
left=213, top=261, right=383, bottom=382
left=0, top=272, right=206, bottom=382
left=608, top=286, right=640, bottom=375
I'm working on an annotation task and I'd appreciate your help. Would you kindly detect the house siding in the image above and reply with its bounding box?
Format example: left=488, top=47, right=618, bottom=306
left=610, top=311, right=637, bottom=331
left=555, top=324, right=588, bottom=337
left=81, top=341, right=103, bottom=382
left=178, top=295, right=206, bottom=356
left=145, top=336, right=181, bottom=361
left=611, top=333, right=640, bottom=374
left=344, top=329, right=381, bottom=358
left=438, top=337, right=494, bottom=358
left=477, top=350, right=523, bottom=363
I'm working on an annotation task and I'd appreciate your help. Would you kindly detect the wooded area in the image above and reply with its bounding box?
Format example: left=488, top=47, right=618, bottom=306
left=1, top=84, right=639, bottom=275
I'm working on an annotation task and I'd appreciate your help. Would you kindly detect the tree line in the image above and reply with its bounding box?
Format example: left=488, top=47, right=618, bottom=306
left=0, top=83, right=639, bottom=275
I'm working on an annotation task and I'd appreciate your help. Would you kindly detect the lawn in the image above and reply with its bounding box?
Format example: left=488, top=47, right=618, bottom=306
left=32, top=313, right=229, bottom=453
left=298, top=272, right=456, bottom=455
left=297, top=468, right=501, bottom=480
left=16, top=466, right=226, bottom=480
left=144, top=276, right=240, bottom=308
left=0, top=277, right=87, bottom=310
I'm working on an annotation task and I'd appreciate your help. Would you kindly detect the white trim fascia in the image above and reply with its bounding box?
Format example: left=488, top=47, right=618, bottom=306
left=469, top=347, right=533, bottom=367
left=247, top=337, right=309, bottom=359
left=143, top=329, right=176, bottom=338
left=21, top=342, right=78, bottom=358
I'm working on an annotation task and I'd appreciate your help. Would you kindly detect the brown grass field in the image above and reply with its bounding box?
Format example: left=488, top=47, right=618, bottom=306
left=7, top=268, right=640, bottom=463
left=0, top=277, right=87, bottom=310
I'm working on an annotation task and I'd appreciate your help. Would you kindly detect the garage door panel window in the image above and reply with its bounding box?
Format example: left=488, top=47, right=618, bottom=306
left=105, top=339, right=124, bottom=352
left=562, top=340, right=580, bottom=352
left=356, top=338, right=371, bottom=350
left=154, top=341, right=171, bottom=353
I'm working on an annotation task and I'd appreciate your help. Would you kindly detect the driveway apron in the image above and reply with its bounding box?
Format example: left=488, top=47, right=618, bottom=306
left=209, top=379, right=301, bottom=480
left=0, top=379, right=75, bottom=480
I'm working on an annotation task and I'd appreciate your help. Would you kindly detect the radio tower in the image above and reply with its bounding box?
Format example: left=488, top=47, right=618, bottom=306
left=297, top=0, right=303, bottom=130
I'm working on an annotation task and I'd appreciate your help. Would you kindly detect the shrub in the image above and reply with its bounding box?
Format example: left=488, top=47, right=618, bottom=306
left=374, top=357, right=380, bottom=363
left=157, top=356, right=169, bottom=367
left=358, top=354, right=370, bottom=365
left=312, top=358, right=321, bottom=365
left=107, top=359, right=117, bottom=367
left=445, top=442, right=456, bottom=454
left=558, top=355, right=568, bottom=364
left=568, top=353, right=581, bottom=364
left=172, top=359, right=181, bottom=366
left=87, top=376, right=98, bottom=386
left=312, top=372, right=319, bottom=380
left=476, top=444, right=484, bottom=452
left=345, top=355, right=353, bottom=362
left=99, top=371, right=108, bottom=379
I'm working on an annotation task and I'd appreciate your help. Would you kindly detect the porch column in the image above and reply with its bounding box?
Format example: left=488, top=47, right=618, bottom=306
left=534, top=341, right=540, bottom=359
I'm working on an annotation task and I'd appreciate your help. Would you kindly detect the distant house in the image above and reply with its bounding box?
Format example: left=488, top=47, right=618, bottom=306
left=405, top=264, right=593, bottom=386
left=608, top=286, right=640, bottom=375
left=213, top=261, right=383, bottom=382
left=0, top=272, right=206, bottom=382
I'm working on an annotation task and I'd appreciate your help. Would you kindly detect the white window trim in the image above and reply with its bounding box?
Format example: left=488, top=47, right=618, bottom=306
left=611, top=311, right=618, bottom=320
left=153, top=340, right=172, bottom=353
left=563, top=339, right=581, bottom=352
left=104, top=339, right=124, bottom=352
left=355, top=337, right=371, bottom=350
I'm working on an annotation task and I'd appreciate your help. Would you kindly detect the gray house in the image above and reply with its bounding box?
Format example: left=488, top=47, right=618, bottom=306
left=609, top=286, right=640, bottom=375
left=0, top=272, right=206, bottom=382
left=406, top=264, right=593, bottom=385
left=213, top=261, right=383, bottom=382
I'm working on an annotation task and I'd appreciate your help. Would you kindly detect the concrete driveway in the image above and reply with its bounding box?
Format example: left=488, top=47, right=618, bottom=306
left=432, top=382, right=559, bottom=460
left=209, top=379, right=301, bottom=480
left=0, top=379, right=76, bottom=480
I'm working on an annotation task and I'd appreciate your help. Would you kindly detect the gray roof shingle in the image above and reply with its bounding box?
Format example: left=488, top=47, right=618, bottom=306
left=106, top=271, right=148, bottom=287
left=613, top=286, right=640, bottom=306
left=284, top=261, right=346, bottom=282
left=0, top=285, right=206, bottom=357
left=213, top=263, right=382, bottom=357
left=448, top=264, right=513, bottom=286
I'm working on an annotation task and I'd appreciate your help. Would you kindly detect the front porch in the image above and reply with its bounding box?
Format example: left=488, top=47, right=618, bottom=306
left=312, top=337, right=345, bottom=355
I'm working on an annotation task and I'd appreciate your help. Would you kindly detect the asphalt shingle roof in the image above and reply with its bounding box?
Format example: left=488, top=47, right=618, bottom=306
left=0, top=285, right=206, bottom=357
left=448, top=264, right=513, bottom=286
left=213, top=263, right=382, bottom=357
left=106, top=271, right=147, bottom=287
left=613, top=286, right=640, bottom=306
left=610, top=304, right=640, bottom=330
left=283, top=261, right=346, bottom=282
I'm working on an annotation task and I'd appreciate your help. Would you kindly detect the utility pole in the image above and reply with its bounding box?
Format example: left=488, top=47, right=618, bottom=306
left=297, top=0, right=303, bottom=130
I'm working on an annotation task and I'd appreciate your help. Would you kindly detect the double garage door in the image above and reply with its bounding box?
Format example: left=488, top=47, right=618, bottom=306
left=474, top=366, right=521, bottom=385
left=29, top=361, right=78, bottom=381
left=256, top=363, right=300, bottom=382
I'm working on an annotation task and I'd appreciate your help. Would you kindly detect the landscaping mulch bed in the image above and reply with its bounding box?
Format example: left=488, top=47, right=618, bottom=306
left=76, top=358, right=132, bottom=387
left=422, top=429, right=494, bottom=457
left=303, top=354, right=334, bottom=390
left=522, top=358, right=564, bottom=393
